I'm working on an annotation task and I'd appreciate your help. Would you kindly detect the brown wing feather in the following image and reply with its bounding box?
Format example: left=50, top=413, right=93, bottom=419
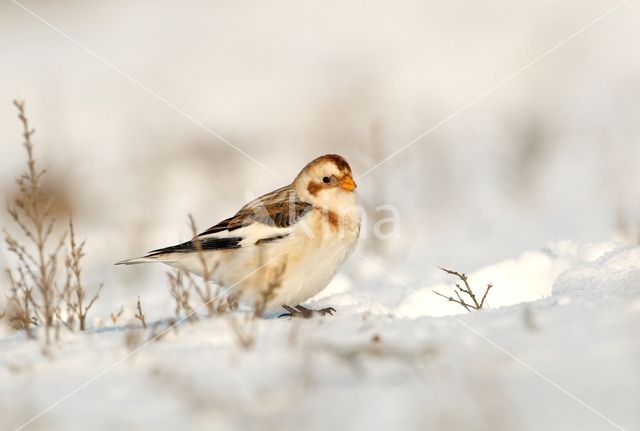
left=197, top=185, right=311, bottom=237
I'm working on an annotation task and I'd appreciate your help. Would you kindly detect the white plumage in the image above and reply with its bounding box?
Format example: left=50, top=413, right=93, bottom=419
left=117, top=154, right=360, bottom=316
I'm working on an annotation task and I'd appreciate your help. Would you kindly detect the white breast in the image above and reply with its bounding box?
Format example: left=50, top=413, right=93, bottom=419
left=229, top=207, right=360, bottom=309
left=278, top=208, right=360, bottom=306
left=166, top=205, right=360, bottom=311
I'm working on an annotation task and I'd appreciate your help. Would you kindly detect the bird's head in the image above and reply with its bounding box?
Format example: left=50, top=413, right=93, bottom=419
left=293, top=154, right=357, bottom=207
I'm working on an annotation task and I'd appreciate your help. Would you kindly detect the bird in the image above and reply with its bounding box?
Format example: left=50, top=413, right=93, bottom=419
left=117, top=154, right=360, bottom=318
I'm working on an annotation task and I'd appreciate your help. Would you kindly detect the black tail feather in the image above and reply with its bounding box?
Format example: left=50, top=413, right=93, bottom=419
left=146, top=236, right=242, bottom=257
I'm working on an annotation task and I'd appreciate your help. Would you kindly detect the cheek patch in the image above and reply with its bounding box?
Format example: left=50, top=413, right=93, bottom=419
left=307, top=180, right=323, bottom=196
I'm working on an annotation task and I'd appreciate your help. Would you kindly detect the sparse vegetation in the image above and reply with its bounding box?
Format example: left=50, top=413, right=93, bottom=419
left=433, top=266, right=493, bottom=311
left=188, top=214, right=223, bottom=315
left=225, top=261, right=287, bottom=350
left=167, top=270, right=198, bottom=323
left=3, top=101, right=103, bottom=344
left=163, top=214, right=230, bottom=323
left=60, top=219, right=103, bottom=331
left=4, top=101, right=64, bottom=341
left=161, top=216, right=289, bottom=350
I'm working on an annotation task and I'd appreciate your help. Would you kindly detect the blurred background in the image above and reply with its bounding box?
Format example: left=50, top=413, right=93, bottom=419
left=1, top=0, right=639, bottom=316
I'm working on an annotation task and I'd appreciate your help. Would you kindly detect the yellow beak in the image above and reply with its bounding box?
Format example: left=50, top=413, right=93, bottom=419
left=340, top=175, right=357, bottom=191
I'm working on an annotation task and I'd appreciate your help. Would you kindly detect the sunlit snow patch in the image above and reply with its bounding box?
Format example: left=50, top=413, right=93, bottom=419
left=394, top=241, right=619, bottom=318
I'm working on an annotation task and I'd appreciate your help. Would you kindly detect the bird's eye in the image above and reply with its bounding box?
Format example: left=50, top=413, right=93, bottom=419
left=322, top=176, right=331, bottom=184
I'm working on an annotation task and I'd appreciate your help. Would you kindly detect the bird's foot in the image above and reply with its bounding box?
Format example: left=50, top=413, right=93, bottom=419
left=313, top=306, right=337, bottom=316
left=278, top=305, right=308, bottom=319
left=278, top=304, right=336, bottom=319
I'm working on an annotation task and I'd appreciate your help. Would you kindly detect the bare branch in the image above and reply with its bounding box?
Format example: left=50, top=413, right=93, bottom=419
left=479, top=283, right=493, bottom=308
left=434, top=266, right=494, bottom=312
left=432, top=289, right=473, bottom=311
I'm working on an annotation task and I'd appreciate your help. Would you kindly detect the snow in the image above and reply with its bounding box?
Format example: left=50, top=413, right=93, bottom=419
left=1, top=240, right=638, bottom=431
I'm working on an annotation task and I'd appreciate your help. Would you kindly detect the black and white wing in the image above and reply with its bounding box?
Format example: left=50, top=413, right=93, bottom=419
left=142, top=186, right=312, bottom=258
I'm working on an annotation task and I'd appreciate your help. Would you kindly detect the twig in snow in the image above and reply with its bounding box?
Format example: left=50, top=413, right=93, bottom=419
left=433, top=266, right=493, bottom=311
left=134, top=295, right=147, bottom=329
left=110, top=306, right=124, bottom=325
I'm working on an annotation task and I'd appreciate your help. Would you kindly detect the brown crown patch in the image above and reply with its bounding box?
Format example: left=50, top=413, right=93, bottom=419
left=306, top=154, right=352, bottom=174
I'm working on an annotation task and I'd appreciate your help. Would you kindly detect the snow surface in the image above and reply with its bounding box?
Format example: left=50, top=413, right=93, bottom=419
left=1, top=240, right=638, bottom=431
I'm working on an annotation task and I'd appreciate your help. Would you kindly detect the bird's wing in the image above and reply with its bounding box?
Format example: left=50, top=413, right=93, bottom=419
left=197, top=185, right=297, bottom=235
left=146, top=186, right=312, bottom=257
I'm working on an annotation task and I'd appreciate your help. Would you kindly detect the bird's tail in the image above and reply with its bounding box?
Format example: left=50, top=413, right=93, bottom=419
left=116, top=242, right=188, bottom=266
left=115, top=254, right=175, bottom=265
left=115, top=256, right=155, bottom=265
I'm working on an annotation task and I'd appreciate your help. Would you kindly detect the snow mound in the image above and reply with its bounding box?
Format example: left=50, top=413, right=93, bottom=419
left=553, top=244, right=640, bottom=301
left=2, top=240, right=639, bottom=431
left=395, top=241, right=623, bottom=318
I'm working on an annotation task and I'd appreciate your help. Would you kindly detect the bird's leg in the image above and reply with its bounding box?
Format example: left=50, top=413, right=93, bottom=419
left=296, top=305, right=336, bottom=317
left=278, top=304, right=337, bottom=318
left=319, top=306, right=337, bottom=316
left=293, top=305, right=314, bottom=318
left=278, top=304, right=307, bottom=319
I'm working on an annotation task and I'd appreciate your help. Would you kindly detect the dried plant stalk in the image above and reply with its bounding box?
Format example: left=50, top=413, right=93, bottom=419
left=4, top=100, right=66, bottom=344
left=187, top=214, right=224, bottom=315
left=167, top=270, right=198, bottom=323
left=3, top=101, right=104, bottom=343
left=110, top=306, right=125, bottom=325
left=62, top=219, right=103, bottom=330
left=5, top=267, right=35, bottom=336
left=433, top=266, right=493, bottom=311
left=134, top=295, right=147, bottom=329
left=159, top=216, right=287, bottom=349
left=226, top=259, right=285, bottom=350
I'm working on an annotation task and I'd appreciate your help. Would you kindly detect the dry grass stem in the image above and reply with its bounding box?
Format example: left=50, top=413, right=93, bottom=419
left=134, top=295, right=147, bottom=329
left=110, top=306, right=125, bottom=325
left=3, top=101, right=104, bottom=343
left=182, top=215, right=226, bottom=316
left=225, top=260, right=286, bottom=350
left=4, top=101, right=66, bottom=343
left=61, top=219, right=103, bottom=330
left=167, top=270, right=198, bottom=323
left=433, top=267, right=493, bottom=311
left=159, top=217, right=286, bottom=349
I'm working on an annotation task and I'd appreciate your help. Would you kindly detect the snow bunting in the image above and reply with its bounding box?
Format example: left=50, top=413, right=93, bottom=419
left=117, top=154, right=360, bottom=317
